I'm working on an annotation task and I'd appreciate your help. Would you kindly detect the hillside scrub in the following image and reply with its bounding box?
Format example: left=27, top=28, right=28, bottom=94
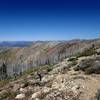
left=67, top=57, right=78, bottom=62
left=22, top=64, right=54, bottom=78
left=76, top=48, right=97, bottom=58
left=74, top=58, right=100, bottom=74
left=0, top=90, right=17, bottom=100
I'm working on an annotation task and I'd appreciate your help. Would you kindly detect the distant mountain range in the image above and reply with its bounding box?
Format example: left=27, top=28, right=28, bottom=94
left=0, top=41, right=33, bottom=47
left=0, top=40, right=81, bottom=47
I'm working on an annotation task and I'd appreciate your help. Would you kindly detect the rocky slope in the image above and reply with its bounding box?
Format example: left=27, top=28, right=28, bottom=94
left=0, top=39, right=100, bottom=79
left=0, top=51, right=100, bottom=100
left=0, top=39, right=100, bottom=99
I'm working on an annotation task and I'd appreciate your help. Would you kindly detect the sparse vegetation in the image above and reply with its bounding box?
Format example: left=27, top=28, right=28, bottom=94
left=71, top=61, right=78, bottom=66
left=85, top=66, right=100, bottom=75
left=23, top=64, right=53, bottom=76
left=23, top=68, right=34, bottom=76
left=0, top=90, right=17, bottom=100
left=85, top=67, right=95, bottom=75
left=97, top=52, right=100, bottom=55
left=0, top=80, right=10, bottom=88
left=68, top=57, right=78, bottom=62
left=76, top=48, right=97, bottom=58
left=22, top=79, right=29, bottom=88
left=74, top=57, right=100, bottom=75
left=73, top=66, right=80, bottom=71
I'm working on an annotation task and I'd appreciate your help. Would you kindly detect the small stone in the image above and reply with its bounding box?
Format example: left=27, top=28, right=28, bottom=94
left=15, top=93, right=25, bottom=99
left=31, top=91, right=41, bottom=99
left=56, top=96, right=63, bottom=100
left=71, top=85, right=80, bottom=93
left=19, top=88, right=27, bottom=94
left=27, top=75, right=32, bottom=78
left=35, top=98, right=40, bottom=100
left=42, top=87, right=51, bottom=93
left=20, top=84, right=25, bottom=88
left=28, top=86, right=34, bottom=90
left=13, top=84, right=20, bottom=92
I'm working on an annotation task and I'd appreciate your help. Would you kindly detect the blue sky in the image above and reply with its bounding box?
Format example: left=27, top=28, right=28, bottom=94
left=0, top=0, right=100, bottom=41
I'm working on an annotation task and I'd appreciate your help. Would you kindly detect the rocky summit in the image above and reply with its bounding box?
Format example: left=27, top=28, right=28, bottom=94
left=0, top=39, right=100, bottom=100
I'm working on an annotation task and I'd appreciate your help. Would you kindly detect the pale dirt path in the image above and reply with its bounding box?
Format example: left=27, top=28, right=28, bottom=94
left=79, top=75, right=100, bottom=100
left=67, top=68, right=100, bottom=100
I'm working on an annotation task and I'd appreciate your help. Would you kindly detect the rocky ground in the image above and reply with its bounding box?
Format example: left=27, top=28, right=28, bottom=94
left=0, top=53, right=100, bottom=100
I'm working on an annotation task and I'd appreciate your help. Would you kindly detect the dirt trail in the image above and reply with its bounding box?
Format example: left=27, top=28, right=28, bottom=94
left=79, top=75, right=100, bottom=100
left=67, top=68, right=100, bottom=100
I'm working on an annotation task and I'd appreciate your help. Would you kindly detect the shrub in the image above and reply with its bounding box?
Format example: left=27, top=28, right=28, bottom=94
left=73, top=66, right=80, bottom=71
left=0, top=80, right=10, bottom=88
left=83, top=66, right=100, bottom=75
left=23, top=64, right=54, bottom=76
left=0, top=91, right=17, bottom=100
left=23, top=68, right=34, bottom=75
left=22, top=80, right=29, bottom=88
left=97, top=52, right=100, bottom=55
left=68, top=57, right=78, bottom=62
left=75, top=58, right=94, bottom=70
left=85, top=67, right=95, bottom=75
left=0, top=92, right=9, bottom=99
left=74, top=58, right=100, bottom=75
left=71, top=61, right=78, bottom=66
left=76, top=48, right=97, bottom=58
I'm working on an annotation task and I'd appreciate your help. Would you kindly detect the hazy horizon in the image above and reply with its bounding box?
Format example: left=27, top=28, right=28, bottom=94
left=0, top=38, right=99, bottom=42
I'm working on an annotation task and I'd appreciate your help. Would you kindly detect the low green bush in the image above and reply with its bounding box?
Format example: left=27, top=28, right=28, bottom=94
left=68, top=57, right=78, bottom=62
left=0, top=80, right=10, bottom=88
left=22, top=80, right=29, bottom=88
left=0, top=91, right=17, bottom=100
